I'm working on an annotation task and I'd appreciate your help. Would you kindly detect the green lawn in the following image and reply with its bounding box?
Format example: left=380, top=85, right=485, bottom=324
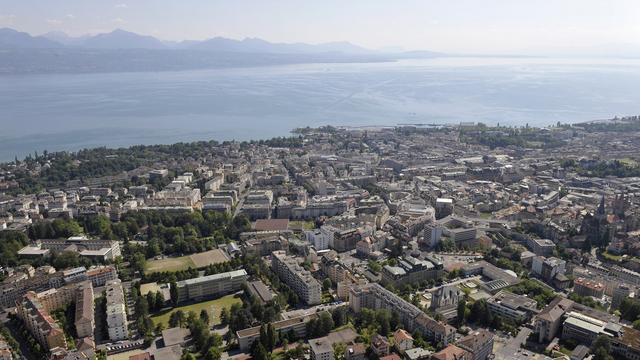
left=602, top=251, right=623, bottom=262
left=144, top=256, right=195, bottom=274
left=151, top=294, right=242, bottom=328
left=289, top=220, right=316, bottom=230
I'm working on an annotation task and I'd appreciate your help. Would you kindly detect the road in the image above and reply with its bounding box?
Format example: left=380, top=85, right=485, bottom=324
left=494, top=327, right=532, bottom=360
left=233, top=196, right=245, bottom=218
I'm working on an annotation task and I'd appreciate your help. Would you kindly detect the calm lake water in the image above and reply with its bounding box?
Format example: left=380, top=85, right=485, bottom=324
left=2, top=57, right=640, bottom=160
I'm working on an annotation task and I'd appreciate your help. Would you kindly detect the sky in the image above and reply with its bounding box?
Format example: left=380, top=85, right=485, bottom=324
left=1, top=0, right=640, bottom=54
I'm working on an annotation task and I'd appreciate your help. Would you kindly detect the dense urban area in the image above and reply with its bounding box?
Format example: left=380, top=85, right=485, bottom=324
left=1, top=116, right=640, bottom=360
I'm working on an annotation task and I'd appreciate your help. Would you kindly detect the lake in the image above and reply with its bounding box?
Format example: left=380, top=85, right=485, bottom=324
left=2, top=56, right=640, bottom=161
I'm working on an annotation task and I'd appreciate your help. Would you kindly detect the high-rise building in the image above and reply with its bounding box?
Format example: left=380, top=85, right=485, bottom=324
left=271, top=251, right=321, bottom=305
left=105, top=279, right=128, bottom=341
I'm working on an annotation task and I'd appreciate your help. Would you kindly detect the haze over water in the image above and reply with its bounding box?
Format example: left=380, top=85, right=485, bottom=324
left=2, top=56, right=640, bottom=161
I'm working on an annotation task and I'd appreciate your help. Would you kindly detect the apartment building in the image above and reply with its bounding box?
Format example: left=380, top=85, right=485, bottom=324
left=534, top=297, right=574, bottom=343
left=148, top=187, right=201, bottom=208
left=487, top=291, right=539, bottom=323
left=532, top=256, right=566, bottom=283
left=75, top=284, right=95, bottom=338
left=175, top=269, right=248, bottom=304
left=573, top=277, right=605, bottom=298
left=309, top=337, right=334, bottom=360
left=86, top=266, right=118, bottom=287
left=244, top=236, right=288, bottom=257
left=381, top=255, right=444, bottom=286
left=105, top=279, right=128, bottom=341
left=271, top=251, right=321, bottom=305
left=16, top=281, right=94, bottom=351
left=527, top=238, right=556, bottom=256
left=237, top=313, right=318, bottom=351
left=456, top=330, right=494, bottom=360
left=240, top=190, right=274, bottom=220
left=18, top=236, right=121, bottom=261
left=349, top=283, right=455, bottom=346
left=16, top=292, right=66, bottom=351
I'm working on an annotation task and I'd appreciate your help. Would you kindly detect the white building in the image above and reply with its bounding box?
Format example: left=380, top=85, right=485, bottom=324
left=105, top=279, right=128, bottom=341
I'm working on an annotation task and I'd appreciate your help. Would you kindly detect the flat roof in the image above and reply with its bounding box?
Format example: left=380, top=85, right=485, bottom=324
left=564, top=312, right=604, bottom=334
left=178, top=269, right=247, bottom=287
left=255, top=219, right=290, bottom=231
left=18, top=247, right=49, bottom=255
left=247, top=280, right=273, bottom=303
left=237, top=313, right=318, bottom=338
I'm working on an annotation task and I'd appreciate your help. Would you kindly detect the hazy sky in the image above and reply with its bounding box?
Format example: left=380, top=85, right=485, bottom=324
left=1, top=0, right=639, bottom=53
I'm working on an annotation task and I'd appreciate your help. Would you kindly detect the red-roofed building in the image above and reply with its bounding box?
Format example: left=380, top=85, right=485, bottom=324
left=380, top=354, right=402, bottom=360
left=129, top=352, right=153, bottom=360
left=255, top=219, right=290, bottom=232
left=393, top=329, right=414, bottom=352
left=431, top=344, right=471, bottom=360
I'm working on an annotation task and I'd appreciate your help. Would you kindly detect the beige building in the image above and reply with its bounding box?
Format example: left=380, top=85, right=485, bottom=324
left=16, top=281, right=94, bottom=351
left=271, top=251, right=321, bottom=305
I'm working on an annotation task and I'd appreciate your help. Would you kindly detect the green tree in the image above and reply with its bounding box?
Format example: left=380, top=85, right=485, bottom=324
left=170, top=281, right=179, bottom=306
left=457, top=298, right=467, bottom=326
left=200, top=309, right=210, bottom=325
left=592, top=335, right=613, bottom=360
left=155, top=291, right=165, bottom=309
left=53, top=251, right=81, bottom=269
left=220, top=307, right=230, bottom=325
left=205, top=347, right=221, bottom=360
left=323, top=278, right=333, bottom=291
left=266, top=323, right=277, bottom=351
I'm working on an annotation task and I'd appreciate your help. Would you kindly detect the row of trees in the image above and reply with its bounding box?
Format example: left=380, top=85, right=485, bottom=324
left=129, top=284, right=156, bottom=344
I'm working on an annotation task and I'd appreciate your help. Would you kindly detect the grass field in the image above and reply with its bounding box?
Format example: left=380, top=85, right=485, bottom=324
left=289, top=220, right=316, bottom=230
left=144, top=249, right=230, bottom=274
left=140, top=282, right=162, bottom=296
left=189, top=249, right=229, bottom=268
left=602, top=251, right=624, bottom=262
left=150, top=294, right=242, bottom=328
left=144, top=256, right=195, bottom=274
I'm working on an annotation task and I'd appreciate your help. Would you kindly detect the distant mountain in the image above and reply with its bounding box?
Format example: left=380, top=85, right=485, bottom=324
left=41, top=31, right=89, bottom=46
left=0, top=28, right=445, bottom=74
left=190, top=37, right=374, bottom=54
left=79, top=29, right=167, bottom=49
left=0, top=28, right=62, bottom=49
left=1, top=28, right=382, bottom=54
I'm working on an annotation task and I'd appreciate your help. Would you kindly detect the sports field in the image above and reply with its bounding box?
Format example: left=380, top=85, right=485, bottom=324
left=144, top=256, right=195, bottom=274
left=150, top=293, right=241, bottom=328
left=144, top=249, right=230, bottom=274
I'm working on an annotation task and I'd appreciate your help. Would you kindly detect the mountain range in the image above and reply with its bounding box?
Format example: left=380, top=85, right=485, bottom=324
left=0, top=27, right=444, bottom=74
left=0, top=27, right=385, bottom=55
